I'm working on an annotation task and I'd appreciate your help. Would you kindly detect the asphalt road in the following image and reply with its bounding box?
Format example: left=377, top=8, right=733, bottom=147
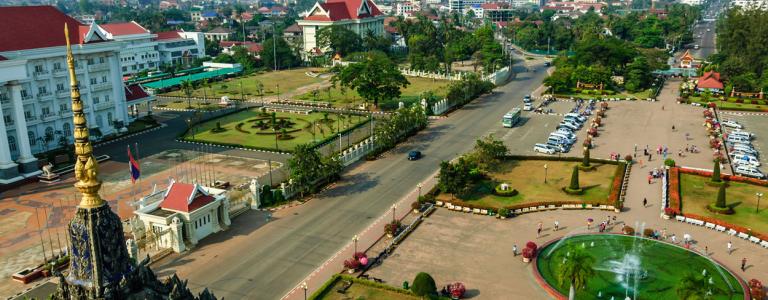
left=692, top=20, right=716, bottom=59
left=152, top=61, right=550, bottom=299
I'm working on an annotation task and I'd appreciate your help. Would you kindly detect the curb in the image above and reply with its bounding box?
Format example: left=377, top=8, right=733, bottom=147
left=93, top=123, right=167, bottom=148
left=175, top=139, right=292, bottom=155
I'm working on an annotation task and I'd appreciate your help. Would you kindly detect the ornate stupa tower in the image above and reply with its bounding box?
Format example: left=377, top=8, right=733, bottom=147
left=55, top=24, right=216, bottom=300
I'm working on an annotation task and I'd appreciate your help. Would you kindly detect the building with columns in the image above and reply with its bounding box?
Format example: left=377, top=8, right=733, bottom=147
left=0, top=6, right=130, bottom=184
left=297, top=0, right=385, bottom=59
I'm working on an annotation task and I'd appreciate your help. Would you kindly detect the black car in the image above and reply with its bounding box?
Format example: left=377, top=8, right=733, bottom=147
left=408, top=150, right=422, bottom=160
left=544, top=62, right=551, bottom=67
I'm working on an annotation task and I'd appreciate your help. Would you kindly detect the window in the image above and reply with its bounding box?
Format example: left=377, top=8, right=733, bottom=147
left=56, top=83, right=65, bottom=91
left=132, top=65, right=137, bottom=70
left=28, top=131, right=36, bottom=146
left=59, top=103, right=68, bottom=112
left=8, top=136, right=15, bottom=152
left=99, top=57, right=105, bottom=64
left=20, top=89, right=29, bottom=98
left=101, top=76, right=107, bottom=83
left=63, top=122, right=71, bottom=136
left=42, top=107, right=50, bottom=115
left=93, top=96, right=99, bottom=104
left=96, top=115, right=103, bottom=128
left=38, top=86, right=47, bottom=94
left=107, top=112, right=113, bottom=124
left=90, top=78, right=97, bottom=85
left=122, top=66, right=127, bottom=72
left=34, top=65, right=44, bottom=73
left=45, top=127, right=53, bottom=140
left=3, top=115, right=11, bottom=125
left=24, top=111, right=32, bottom=119
left=54, top=62, right=62, bottom=71
left=104, top=95, right=110, bottom=102
left=87, top=58, right=95, bottom=65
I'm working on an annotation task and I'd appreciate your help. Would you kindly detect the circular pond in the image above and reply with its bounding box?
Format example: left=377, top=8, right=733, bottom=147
left=535, top=234, right=746, bottom=300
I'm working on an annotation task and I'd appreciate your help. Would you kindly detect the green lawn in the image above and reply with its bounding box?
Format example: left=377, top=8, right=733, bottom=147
left=680, top=173, right=768, bottom=234
left=688, top=97, right=768, bottom=111
left=296, top=76, right=451, bottom=110
left=313, top=276, right=419, bottom=300
left=437, top=160, right=618, bottom=209
left=182, top=108, right=370, bottom=152
left=156, top=99, right=225, bottom=111
left=127, top=117, right=159, bottom=133
left=162, top=68, right=327, bottom=99
left=558, top=89, right=653, bottom=100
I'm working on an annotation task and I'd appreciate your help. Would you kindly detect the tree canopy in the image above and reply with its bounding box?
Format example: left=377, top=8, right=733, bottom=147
left=332, top=52, right=409, bottom=107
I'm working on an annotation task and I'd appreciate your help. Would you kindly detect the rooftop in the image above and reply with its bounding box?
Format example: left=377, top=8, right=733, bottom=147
left=0, top=6, right=99, bottom=52
left=303, top=0, right=383, bottom=22
left=101, top=21, right=149, bottom=36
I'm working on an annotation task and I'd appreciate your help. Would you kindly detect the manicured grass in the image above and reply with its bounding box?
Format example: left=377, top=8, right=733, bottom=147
left=296, top=76, right=451, bottom=109
left=161, top=68, right=327, bottom=99
left=680, top=173, right=768, bottom=234
left=317, top=280, right=420, bottom=300
left=437, top=160, right=618, bottom=209
left=688, top=97, right=768, bottom=111
left=537, top=234, right=745, bottom=300
left=126, top=117, right=158, bottom=133
left=558, top=89, right=653, bottom=100
left=157, top=99, right=226, bottom=111
left=183, top=109, right=369, bottom=152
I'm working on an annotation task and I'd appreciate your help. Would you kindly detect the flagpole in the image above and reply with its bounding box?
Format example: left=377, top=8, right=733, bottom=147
left=34, top=207, right=48, bottom=263
left=129, top=145, right=135, bottom=212
left=135, top=142, right=143, bottom=201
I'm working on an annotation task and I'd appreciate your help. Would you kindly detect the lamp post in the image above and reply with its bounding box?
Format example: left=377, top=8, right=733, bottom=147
left=757, top=192, right=764, bottom=213
left=302, top=282, right=308, bottom=300
left=353, top=234, right=359, bottom=254
left=544, top=164, right=548, bottom=184
left=391, top=204, right=396, bottom=224
left=274, top=128, right=279, bottom=151
left=417, top=183, right=423, bottom=198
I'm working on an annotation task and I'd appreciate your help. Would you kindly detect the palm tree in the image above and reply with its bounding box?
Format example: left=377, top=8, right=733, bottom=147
left=676, top=273, right=708, bottom=300
left=201, top=78, right=210, bottom=104
left=557, top=247, right=595, bottom=300
left=181, top=80, right=194, bottom=109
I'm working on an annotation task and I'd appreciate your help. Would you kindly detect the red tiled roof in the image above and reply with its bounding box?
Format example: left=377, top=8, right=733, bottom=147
left=697, top=71, right=723, bottom=90
left=101, top=21, right=148, bottom=36
left=0, top=6, right=91, bottom=52
left=481, top=3, right=501, bottom=9
left=155, top=30, right=182, bottom=40
left=125, top=84, right=150, bottom=102
left=246, top=43, right=263, bottom=53
left=304, top=0, right=382, bottom=22
left=284, top=23, right=302, bottom=33
left=160, top=182, right=215, bottom=213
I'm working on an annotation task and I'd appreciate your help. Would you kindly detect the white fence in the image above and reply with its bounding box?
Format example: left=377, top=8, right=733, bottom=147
left=399, top=68, right=468, bottom=81
left=339, top=136, right=376, bottom=166
left=483, top=66, right=511, bottom=86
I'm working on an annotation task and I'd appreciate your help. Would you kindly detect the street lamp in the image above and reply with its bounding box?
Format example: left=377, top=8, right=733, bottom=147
left=544, top=164, right=548, bottom=184
left=391, top=204, right=396, bottom=223
left=353, top=234, right=359, bottom=254
left=302, top=282, right=308, bottom=300
left=417, top=183, right=423, bottom=198
left=757, top=192, right=763, bottom=213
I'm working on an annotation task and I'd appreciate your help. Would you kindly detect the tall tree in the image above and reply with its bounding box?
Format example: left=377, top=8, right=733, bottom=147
left=557, top=248, right=595, bottom=300
left=332, top=51, right=409, bottom=107
left=676, top=273, right=708, bottom=300
left=181, top=80, right=195, bottom=109
left=316, top=25, right=362, bottom=56
left=261, top=37, right=300, bottom=70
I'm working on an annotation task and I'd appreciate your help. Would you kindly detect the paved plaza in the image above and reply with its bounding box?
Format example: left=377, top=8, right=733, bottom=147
left=0, top=149, right=282, bottom=298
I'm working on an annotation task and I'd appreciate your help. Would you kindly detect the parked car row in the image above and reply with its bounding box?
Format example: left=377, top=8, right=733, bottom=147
left=723, top=121, right=764, bottom=178
left=534, top=113, right=588, bottom=155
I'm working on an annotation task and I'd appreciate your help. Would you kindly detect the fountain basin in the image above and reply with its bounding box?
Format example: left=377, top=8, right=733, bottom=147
left=534, top=234, right=747, bottom=300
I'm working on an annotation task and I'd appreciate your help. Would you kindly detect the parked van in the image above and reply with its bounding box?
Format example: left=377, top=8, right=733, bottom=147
left=727, top=135, right=750, bottom=144
left=731, top=145, right=758, bottom=155
left=728, top=131, right=753, bottom=140
left=735, top=165, right=764, bottom=179
left=550, top=132, right=575, bottom=144
left=564, top=113, right=587, bottom=122
left=733, top=156, right=761, bottom=167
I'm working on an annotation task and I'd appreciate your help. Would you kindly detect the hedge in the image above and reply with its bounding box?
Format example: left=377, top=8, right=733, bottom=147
left=309, top=274, right=417, bottom=300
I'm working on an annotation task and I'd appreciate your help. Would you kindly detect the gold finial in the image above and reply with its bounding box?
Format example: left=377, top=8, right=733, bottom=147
left=66, top=23, right=104, bottom=209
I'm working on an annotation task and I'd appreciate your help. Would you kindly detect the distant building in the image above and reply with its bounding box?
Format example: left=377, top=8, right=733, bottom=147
left=283, top=23, right=304, bottom=49
left=449, top=0, right=486, bottom=14
left=679, top=50, right=695, bottom=68
left=297, top=0, right=385, bottom=59
left=155, top=30, right=206, bottom=66
left=731, top=0, right=768, bottom=10
left=680, top=0, right=703, bottom=5
left=483, top=3, right=516, bottom=21
left=0, top=6, right=131, bottom=183
left=134, top=180, right=231, bottom=253
left=395, top=2, right=419, bottom=17
left=205, top=27, right=233, bottom=41
left=220, top=41, right=264, bottom=57
left=101, top=21, right=160, bottom=76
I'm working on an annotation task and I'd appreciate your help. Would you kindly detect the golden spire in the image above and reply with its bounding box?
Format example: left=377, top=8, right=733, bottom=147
left=66, top=23, right=104, bottom=209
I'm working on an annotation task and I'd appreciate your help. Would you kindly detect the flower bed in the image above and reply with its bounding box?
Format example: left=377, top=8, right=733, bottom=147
left=667, top=167, right=681, bottom=215
left=608, top=162, right=628, bottom=209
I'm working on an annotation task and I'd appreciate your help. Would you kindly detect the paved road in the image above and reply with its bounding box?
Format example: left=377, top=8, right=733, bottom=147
left=152, top=62, right=550, bottom=299
left=692, top=20, right=717, bottom=59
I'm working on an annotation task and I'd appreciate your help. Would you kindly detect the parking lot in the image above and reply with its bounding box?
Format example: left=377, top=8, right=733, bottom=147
left=719, top=112, right=768, bottom=176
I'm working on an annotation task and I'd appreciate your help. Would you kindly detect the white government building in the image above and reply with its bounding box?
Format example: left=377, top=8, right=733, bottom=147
left=297, top=0, right=386, bottom=59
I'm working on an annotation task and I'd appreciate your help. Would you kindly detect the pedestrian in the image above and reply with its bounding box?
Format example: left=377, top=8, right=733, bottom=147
left=537, top=227, right=542, bottom=237
left=538, top=221, right=543, bottom=231
left=672, top=125, right=676, bottom=131
left=678, top=149, right=683, bottom=157
left=671, top=234, right=677, bottom=243
left=554, top=220, right=560, bottom=231
left=704, top=245, right=708, bottom=256
left=662, top=228, right=668, bottom=240
left=644, top=148, right=649, bottom=156
left=634, top=144, right=638, bottom=153
left=643, top=198, right=648, bottom=207
left=741, top=257, right=747, bottom=271
left=513, top=244, right=518, bottom=256
left=727, top=241, right=732, bottom=254
left=649, top=153, right=652, bottom=161
left=686, top=144, right=690, bottom=152
left=606, top=216, right=611, bottom=225
left=648, top=175, right=652, bottom=184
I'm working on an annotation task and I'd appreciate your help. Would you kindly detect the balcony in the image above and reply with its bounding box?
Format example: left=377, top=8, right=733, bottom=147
left=56, top=89, right=69, bottom=98
left=91, top=82, right=112, bottom=92
left=25, top=115, right=37, bottom=122
left=4, top=119, right=13, bottom=126
left=21, top=94, right=33, bottom=102
left=94, top=102, right=114, bottom=111
left=33, top=70, right=49, bottom=79
left=58, top=110, right=72, bottom=118
left=37, top=92, right=53, bottom=100
left=41, top=113, right=57, bottom=121
left=87, top=63, right=110, bottom=72
left=52, top=68, right=67, bottom=77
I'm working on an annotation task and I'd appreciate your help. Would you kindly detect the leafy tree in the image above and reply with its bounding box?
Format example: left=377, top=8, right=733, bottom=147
left=625, top=56, right=652, bottom=92
left=261, top=37, right=300, bottom=71
left=712, top=160, right=721, bottom=183
left=362, top=30, right=392, bottom=54
left=332, top=52, right=409, bottom=107
left=213, top=54, right=236, bottom=64
left=715, top=184, right=727, bottom=209
left=288, top=144, right=324, bottom=197
left=438, top=157, right=480, bottom=196
left=231, top=46, right=260, bottom=73
left=316, top=25, right=362, bottom=56
left=181, top=80, right=195, bottom=109
left=470, top=134, right=508, bottom=171
left=411, top=272, right=437, bottom=297
left=544, top=67, right=574, bottom=93
left=557, top=247, right=595, bottom=300
left=568, top=166, right=580, bottom=191
left=205, top=38, right=222, bottom=57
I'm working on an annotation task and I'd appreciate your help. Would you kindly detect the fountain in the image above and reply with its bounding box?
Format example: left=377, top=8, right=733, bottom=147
left=535, top=233, right=746, bottom=300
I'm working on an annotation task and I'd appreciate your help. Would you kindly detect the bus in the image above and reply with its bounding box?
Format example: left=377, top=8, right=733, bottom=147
left=502, top=108, right=522, bottom=128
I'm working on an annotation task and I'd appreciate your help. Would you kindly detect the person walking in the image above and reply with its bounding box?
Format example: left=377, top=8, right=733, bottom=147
left=741, top=257, right=747, bottom=271
left=643, top=198, right=648, bottom=207
left=537, top=227, right=542, bottom=238
left=728, top=241, right=733, bottom=254
left=648, top=175, right=653, bottom=184
left=704, top=246, right=708, bottom=256
left=649, top=153, right=653, bottom=161
left=671, top=234, right=677, bottom=243
left=513, top=244, right=518, bottom=256
left=554, top=220, right=560, bottom=231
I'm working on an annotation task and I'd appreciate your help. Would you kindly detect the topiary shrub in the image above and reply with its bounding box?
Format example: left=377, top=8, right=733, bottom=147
left=664, top=159, right=676, bottom=167
left=711, top=160, right=722, bottom=183
left=623, top=226, right=635, bottom=235
left=708, top=185, right=734, bottom=214
left=411, top=272, right=437, bottom=297
left=498, top=208, right=510, bottom=218
left=210, top=121, right=226, bottom=133
left=494, top=184, right=518, bottom=197
left=563, top=166, right=583, bottom=194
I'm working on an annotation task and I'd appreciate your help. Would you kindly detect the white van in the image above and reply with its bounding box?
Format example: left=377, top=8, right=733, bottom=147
left=554, top=129, right=577, bottom=140
left=550, top=132, right=575, bottom=143
left=727, top=135, right=750, bottom=144
left=733, top=156, right=761, bottom=167
left=731, top=145, right=758, bottom=155
left=728, top=131, right=753, bottom=140
left=735, top=165, right=764, bottom=179
left=564, top=113, right=587, bottom=123
left=559, top=122, right=579, bottom=131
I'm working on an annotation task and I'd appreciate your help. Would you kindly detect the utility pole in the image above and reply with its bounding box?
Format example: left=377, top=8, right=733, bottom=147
left=273, top=23, right=278, bottom=71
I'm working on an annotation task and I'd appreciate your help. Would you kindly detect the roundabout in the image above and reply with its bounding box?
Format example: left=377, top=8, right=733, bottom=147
left=535, top=234, right=747, bottom=300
